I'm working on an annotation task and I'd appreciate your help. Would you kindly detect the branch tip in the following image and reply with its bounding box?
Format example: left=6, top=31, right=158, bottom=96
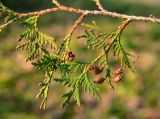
left=95, top=0, right=105, bottom=11
left=52, top=0, right=61, bottom=7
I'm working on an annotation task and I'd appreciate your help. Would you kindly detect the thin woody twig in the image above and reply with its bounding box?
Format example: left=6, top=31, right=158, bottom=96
left=18, top=5, right=160, bottom=24
left=52, top=0, right=61, bottom=7
left=119, top=19, right=131, bottom=31
left=95, top=0, right=105, bottom=11
left=56, top=13, right=87, bottom=54
left=19, top=7, right=60, bottom=17
left=69, top=13, right=88, bottom=36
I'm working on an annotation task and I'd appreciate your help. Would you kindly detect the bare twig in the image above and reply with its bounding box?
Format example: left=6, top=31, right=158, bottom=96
left=69, top=12, right=88, bottom=36
left=119, top=19, right=131, bottom=31
left=52, top=0, right=61, bottom=7
left=95, top=0, right=105, bottom=11
left=19, top=5, right=160, bottom=24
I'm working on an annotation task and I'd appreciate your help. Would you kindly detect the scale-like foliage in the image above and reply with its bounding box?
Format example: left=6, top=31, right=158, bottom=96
left=36, top=71, right=53, bottom=109
left=0, top=3, right=18, bottom=32
left=83, top=30, right=107, bottom=51
left=112, top=30, right=133, bottom=71
left=81, top=22, right=102, bottom=32
left=0, top=2, right=139, bottom=109
left=17, top=16, right=56, bottom=61
left=55, top=72, right=100, bottom=107
left=80, top=73, right=100, bottom=99
left=61, top=88, right=75, bottom=108
left=69, top=62, right=89, bottom=72
left=32, top=55, right=61, bottom=71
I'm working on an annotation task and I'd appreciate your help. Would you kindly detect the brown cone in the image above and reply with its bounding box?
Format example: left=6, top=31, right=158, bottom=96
left=67, top=51, right=75, bottom=61
left=90, top=66, right=103, bottom=75
left=93, top=76, right=106, bottom=84
left=113, top=74, right=123, bottom=83
left=114, top=68, right=123, bottom=75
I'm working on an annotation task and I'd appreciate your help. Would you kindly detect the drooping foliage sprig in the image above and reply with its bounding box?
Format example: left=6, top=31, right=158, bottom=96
left=0, top=3, right=19, bottom=32
left=17, top=15, right=57, bottom=61
left=0, top=0, right=159, bottom=109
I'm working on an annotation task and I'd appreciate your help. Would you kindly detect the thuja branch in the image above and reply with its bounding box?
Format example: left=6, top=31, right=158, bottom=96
left=0, top=1, right=160, bottom=109
left=18, top=4, right=160, bottom=24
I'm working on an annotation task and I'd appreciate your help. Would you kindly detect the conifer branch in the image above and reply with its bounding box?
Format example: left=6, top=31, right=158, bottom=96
left=0, top=1, right=159, bottom=109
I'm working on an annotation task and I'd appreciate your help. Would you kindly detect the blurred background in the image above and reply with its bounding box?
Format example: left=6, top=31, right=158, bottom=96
left=0, top=0, right=160, bottom=119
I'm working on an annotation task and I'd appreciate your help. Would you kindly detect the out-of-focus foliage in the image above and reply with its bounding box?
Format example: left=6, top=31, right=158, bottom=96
left=0, top=0, right=160, bottom=119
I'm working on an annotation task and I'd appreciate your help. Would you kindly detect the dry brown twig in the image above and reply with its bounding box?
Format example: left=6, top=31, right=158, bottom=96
left=17, top=0, right=160, bottom=39
left=95, top=0, right=105, bottom=11
left=52, top=0, right=61, bottom=7
left=68, top=13, right=88, bottom=36
left=19, top=0, right=160, bottom=24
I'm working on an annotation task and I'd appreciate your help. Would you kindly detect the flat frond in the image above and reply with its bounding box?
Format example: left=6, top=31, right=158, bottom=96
left=61, top=89, right=75, bottom=108
left=32, top=55, right=61, bottom=71
left=80, top=73, right=100, bottom=99
left=81, top=22, right=102, bottom=32
left=36, top=71, right=53, bottom=109
left=83, top=30, right=107, bottom=51
left=112, top=33, right=134, bottom=71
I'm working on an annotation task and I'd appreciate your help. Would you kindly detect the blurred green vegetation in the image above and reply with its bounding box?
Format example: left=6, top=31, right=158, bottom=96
left=0, top=0, right=160, bottom=119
